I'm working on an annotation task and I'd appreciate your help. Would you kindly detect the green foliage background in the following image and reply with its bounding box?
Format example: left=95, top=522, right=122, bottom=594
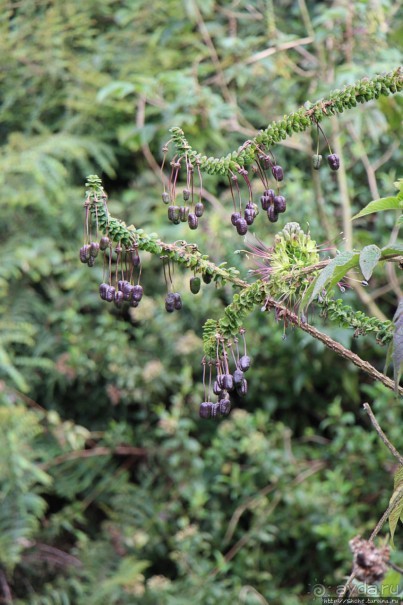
left=0, top=1, right=402, bottom=603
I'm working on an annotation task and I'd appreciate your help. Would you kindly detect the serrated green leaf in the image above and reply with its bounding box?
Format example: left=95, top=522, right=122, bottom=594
left=300, top=251, right=359, bottom=311
left=389, top=467, right=403, bottom=543
left=352, top=196, right=401, bottom=220
left=359, top=245, right=381, bottom=280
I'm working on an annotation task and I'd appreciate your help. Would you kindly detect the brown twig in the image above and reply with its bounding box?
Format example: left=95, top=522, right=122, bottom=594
left=263, top=298, right=403, bottom=397
left=363, top=402, right=403, bottom=466
left=39, top=445, right=147, bottom=470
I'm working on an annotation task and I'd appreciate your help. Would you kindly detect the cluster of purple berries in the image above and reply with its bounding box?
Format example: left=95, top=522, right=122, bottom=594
left=199, top=331, right=251, bottom=420
left=99, top=280, right=143, bottom=309
left=260, top=189, right=286, bottom=223
left=79, top=235, right=110, bottom=266
left=312, top=153, right=340, bottom=171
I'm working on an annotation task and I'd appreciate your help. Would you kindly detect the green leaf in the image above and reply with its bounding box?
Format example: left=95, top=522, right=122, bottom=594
left=389, top=466, right=403, bottom=543
left=300, top=251, right=359, bottom=311
left=96, top=81, right=136, bottom=102
left=352, top=196, right=401, bottom=220
left=359, top=245, right=381, bottom=280
left=381, top=243, right=403, bottom=257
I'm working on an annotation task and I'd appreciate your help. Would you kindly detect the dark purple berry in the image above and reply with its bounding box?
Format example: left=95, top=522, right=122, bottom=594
left=327, top=153, right=340, bottom=171
left=88, top=256, right=96, bottom=267
left=260, top=195, right=270, bottom=210
left=99, top=283, right=109, bottom=300
left=114, top=290, right=124, bottom=307
left=168, top=205, right=180, bottom=222
left=267, top=206, right=278, bottom=223
left=118, top=280, right=129, bottom=292
left=131, top=300, right=139, bottom=308
left=165, top=292, right=176, bottom=313
left=99, top=236, right=110, bottom=250
left=221, top=374, right=234, bottom=391
left=79, top=245, right=91, bottom=263
left=105, top=286, right=115, bottom=303
left=273, top=195, right=286, bottom=213
left=218, top=389, right=228, bottom=401
left=216, top=374, right=225, bottom=389
left=233, top=368, right=244, bottom=385
left=194, top=202, right=204, bottom=217
left=238, top=355, right=251, bottom=372
left=162, top=192, right=170, bottom=204
left=173, top=293, right=182, bottom=310
left=123, top=283, right=134, bottom=301
left=132, top=285, right=144, bottom=302
left=312, top=154, right=322, bottom=170
left=199, top=401, right=212, bottom=419
left=188, top=213, right=198, bottom=230
left=210, top=403, right=221, bottom=418
left=213, top=380, right=222, bottom=395
left=190, top=276, right=201, bottom=294
left=179, top=206, right=190, bottom=222
left=219, top=398, right=231, bottom=416
left=90, top=242, right=100, bottom=258
left=264, top=189, right=275, bottom=200
left=271, top=164, right=284, bottom=181
left=202, top=272, right=212, bottom=284
left=260, top=154, right=271, bottom=170
left=182, top=188, right=190, bottom=202
left=130, top=249, right=141, bottom=267
left=236, top=378, right=248, bottom=397
left=235, top=218, right=248, bottom=235
left=244, top=208, right=255, bottom=225
left=231, top=212, right=241, bottom=226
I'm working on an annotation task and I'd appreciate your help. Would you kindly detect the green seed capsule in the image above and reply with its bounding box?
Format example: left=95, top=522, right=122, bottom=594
left=190, top=276, right=201, bottom=294
left=312, top=154, right=322, bottom=170
left=182, top=188, right=190, bottom=202
left=162, top=192, right=170, bottom=204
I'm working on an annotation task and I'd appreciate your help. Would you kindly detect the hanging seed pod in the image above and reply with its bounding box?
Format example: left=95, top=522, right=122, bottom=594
left=239, top=355, right=251, bottom=372
left=236, top=378, right=248, bottom=397
left=260, top=195, right=270, bottom=210
left=118, top=279, right=129, bottom=292
left=182, top=188, right=190, bottom=202
left=132, top=285, right=144, bottom=302
left=131, top=300, right=139, bottom=308
left=194, top=202, right=204, bottom=217
left=90, top=242, right=100, bottom=258
left=179, top=206, right=190, bottom=222
left=79, top=244, right=91, bottom=264
left=123, top=283, right=134, bottom=301
left=114, top=290, right=124, bottom=307
left=219, top=398, right=231, bottom=416
left=202, top=272, right=212, bottom=284
left=168, top=205, right=180, bottom=222
left=218, top=389, right=229, bottom=401
left=267, top=206, right=278, bottom=223
left=173, top=293, right=182, bottom=310
left=105, top=286, right=116, bottom=303
left=188, top=213, right=199, bottom=230
left=312, top=154, right=322, bottom=170
left=264, top=189, right=275, bottom=201
left=99, top=283, right=109, bottom=300
left=327, top=153, right=340, bottom=171
left=162, top=192, right=170, bottom=204
left=221, top=374, right=234, bottom=391
left=235, top=218, right=248, bottom=235
left=165, top=292, right=176, bottom=313
left=210, top=403, right=221, bottom=419
left=130, top=248, right=141, bottom=267
left=231, top=211, right=241, bottom=226
left=216, top=374, right=225, bottom=389
left=88, top=256, right=96, bottom=267
left=233, top=368, right=244, bottom=385
left=273, top=195, right=286, bottom=213
left=199, top=401, right=212, bottom=419
left=271, top=165, right=284, bottom=181
left=99, top=236, right=110, bottom=250
left=213, top=380, right=222, bottom=396
left=244, top=208, right=255, bottom=225
left=260, top=154, right=271, bottom=170
left=190, top=276, right=201, bottom=294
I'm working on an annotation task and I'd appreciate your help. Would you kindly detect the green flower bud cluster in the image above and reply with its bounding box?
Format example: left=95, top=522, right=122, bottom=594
left=318, top=297, right=393, bottom=345
left=169, top=68, right=402, bottom=176
left=267, top=222, right=320, bottom=302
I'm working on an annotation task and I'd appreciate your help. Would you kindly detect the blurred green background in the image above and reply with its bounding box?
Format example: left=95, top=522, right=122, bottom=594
left=0, top=1, right=402, bottom=603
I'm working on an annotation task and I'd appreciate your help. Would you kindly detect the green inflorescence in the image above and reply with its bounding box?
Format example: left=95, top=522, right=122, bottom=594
left=319, top=297, right=394, bottom=345
left=169, top=68, right=402, bottom=176
left=202, top=281, right=268, bottom=357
